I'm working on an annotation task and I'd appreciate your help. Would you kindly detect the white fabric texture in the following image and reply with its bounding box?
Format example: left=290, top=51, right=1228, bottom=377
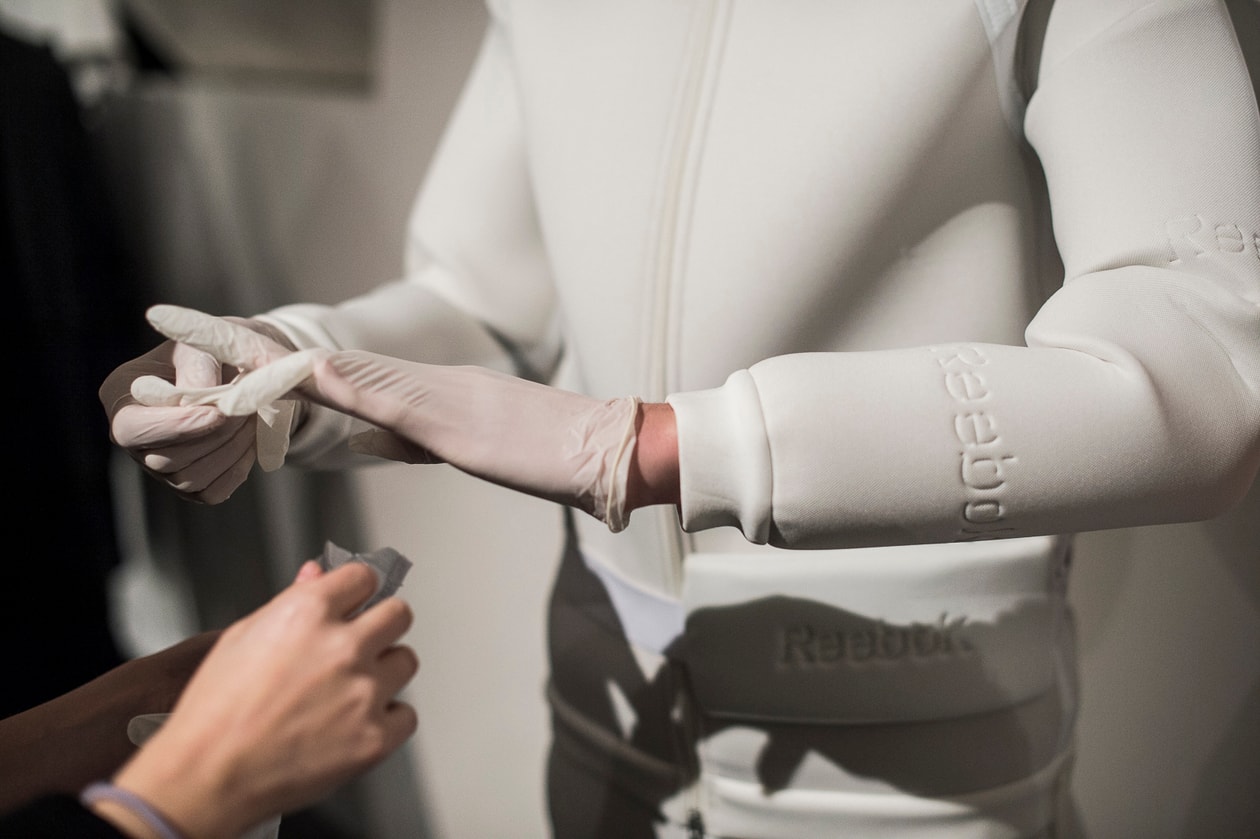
left=254, top=0, right=1259, bottom=835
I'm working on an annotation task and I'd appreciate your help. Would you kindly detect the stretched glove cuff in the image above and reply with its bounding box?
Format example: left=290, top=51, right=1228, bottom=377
left=600, top=397, right=642, bottom=533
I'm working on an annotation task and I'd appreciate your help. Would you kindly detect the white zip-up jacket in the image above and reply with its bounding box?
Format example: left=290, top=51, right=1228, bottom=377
left=260, top=0, right=1260, bottom=835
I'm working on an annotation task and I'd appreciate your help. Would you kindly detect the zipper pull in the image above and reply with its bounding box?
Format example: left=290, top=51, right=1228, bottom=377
left=686, top=808, right=706, bottom=839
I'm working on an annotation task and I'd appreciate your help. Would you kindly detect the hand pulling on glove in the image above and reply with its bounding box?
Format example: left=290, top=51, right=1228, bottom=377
left=99, top=308, right=303, bottom=504
left=139, top=305, right=647, bottom=531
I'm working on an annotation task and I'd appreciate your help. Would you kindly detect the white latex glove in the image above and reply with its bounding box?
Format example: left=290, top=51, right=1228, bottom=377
left=100, top=308, right=302, bottom=504
left=146, top=305, right=643, bottom=531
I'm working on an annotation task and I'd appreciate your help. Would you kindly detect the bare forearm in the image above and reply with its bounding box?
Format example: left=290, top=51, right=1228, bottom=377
left=0, top=631, right=215, bottom=814
left=0, top=678, right=141, bottom=812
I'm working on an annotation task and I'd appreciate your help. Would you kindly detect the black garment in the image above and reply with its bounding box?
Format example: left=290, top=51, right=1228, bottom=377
left=0, top=27, right=149, bottom=718
left=0, top=795, right=127, bottom=838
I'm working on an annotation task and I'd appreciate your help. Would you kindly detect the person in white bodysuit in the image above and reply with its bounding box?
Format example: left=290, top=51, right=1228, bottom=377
left=100, top=0, right=1260, bottom=836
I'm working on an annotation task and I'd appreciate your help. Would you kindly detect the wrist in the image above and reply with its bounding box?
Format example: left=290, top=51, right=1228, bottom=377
left=626, top=402, right=680, bottom=512
left=82, top=782, right=185, bottom=839
left=111, top=730, right=246, bottom=839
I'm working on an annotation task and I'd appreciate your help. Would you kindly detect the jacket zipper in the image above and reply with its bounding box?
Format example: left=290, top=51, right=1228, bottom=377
left=648, top=0, right=722, bottom=584
left=648, top=2, right=725, bottom=833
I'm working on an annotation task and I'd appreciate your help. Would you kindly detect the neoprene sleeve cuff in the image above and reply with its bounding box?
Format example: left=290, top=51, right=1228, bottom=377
left=667, top=369, right=773, bottom=544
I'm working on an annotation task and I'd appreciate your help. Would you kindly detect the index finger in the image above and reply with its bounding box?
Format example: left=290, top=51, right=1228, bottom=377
left=307, top=562, right=381, bottom=619
left=148, top=305, right=292, bottom=371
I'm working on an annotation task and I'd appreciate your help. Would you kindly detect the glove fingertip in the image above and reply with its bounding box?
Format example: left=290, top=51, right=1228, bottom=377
left=131, top=375, right=179, bottom=407
left=257, top=402, right=295, bottom=472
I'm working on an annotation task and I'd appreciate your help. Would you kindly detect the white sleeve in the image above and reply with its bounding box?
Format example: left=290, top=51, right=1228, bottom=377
left=257, top=13, right=562, bottom=465
left=668, top=0, right=1260, bottom=549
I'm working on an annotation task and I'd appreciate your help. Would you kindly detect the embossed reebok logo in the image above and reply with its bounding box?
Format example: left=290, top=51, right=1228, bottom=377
left=1165, top=215, right=1260, bottom=264
left=779, top=615, right=975, bottom=668
left=931, top=344, right=1018, bottom=540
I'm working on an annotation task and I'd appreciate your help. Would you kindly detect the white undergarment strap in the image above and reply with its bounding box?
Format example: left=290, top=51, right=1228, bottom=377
left=974, top=0, right=1030, bottom=136
left=581, top=551, right=686, bottom=654
left=976, top=0, right=1020, bottom=34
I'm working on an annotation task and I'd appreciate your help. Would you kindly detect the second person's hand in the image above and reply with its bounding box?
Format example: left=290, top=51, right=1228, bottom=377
left=98, top=561, right=419, bottom=839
